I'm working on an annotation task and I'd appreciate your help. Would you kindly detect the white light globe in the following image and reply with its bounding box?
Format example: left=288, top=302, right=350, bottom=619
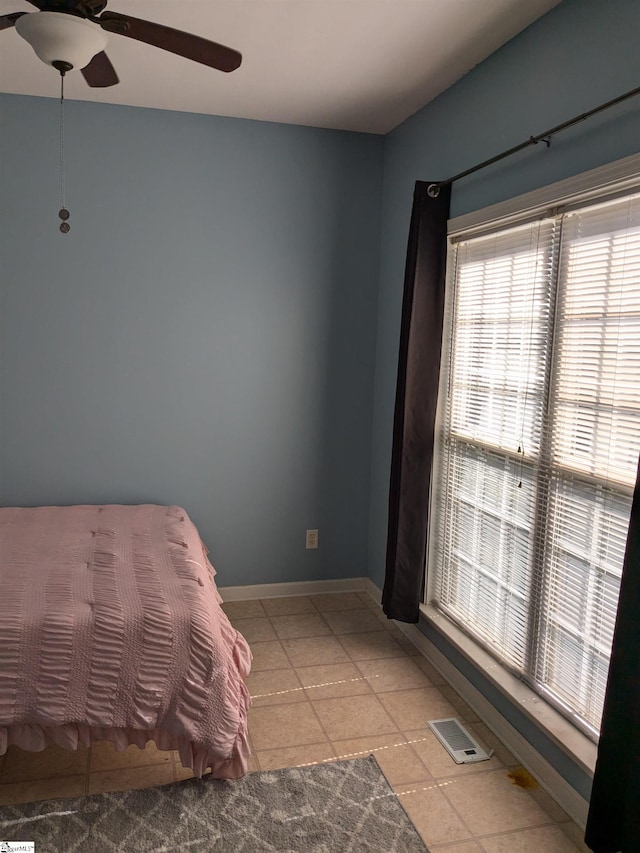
left=15, top=11, right=107, bottom=70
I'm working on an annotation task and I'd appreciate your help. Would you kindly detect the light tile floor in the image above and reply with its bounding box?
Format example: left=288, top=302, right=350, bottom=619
left=0, top=591, right=590, bottom=852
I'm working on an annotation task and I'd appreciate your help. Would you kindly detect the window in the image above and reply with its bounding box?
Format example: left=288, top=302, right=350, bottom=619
left=429, top=188, right=640, bottom=738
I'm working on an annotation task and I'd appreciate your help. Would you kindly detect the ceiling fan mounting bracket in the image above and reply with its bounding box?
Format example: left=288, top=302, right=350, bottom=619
left=35, top=0, right=108, bottom=19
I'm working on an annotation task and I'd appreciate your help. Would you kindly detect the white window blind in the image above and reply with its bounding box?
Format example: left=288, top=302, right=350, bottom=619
left=431, top=190, right=640, bottom=737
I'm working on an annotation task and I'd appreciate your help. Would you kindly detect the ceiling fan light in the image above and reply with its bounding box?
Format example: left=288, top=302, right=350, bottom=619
left=15, top=11, right=107, bottom=71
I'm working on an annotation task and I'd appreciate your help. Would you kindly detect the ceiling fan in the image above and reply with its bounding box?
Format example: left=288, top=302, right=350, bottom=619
left=0, top=0, right=242, bottom=87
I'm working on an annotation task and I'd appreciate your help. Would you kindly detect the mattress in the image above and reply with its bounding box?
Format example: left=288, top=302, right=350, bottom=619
left=0, top=504, right=251, bottom=779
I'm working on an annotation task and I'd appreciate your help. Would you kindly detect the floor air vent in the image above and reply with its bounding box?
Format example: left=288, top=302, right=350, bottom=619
left=427, top=718, right=491, bottom=764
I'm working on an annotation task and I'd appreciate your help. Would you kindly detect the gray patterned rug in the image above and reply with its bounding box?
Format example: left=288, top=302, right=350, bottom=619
left=0, top=755, right=428, bottom=852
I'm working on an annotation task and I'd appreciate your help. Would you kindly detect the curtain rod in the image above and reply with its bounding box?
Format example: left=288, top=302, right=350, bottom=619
left=428, top=84, right=640, bottom=197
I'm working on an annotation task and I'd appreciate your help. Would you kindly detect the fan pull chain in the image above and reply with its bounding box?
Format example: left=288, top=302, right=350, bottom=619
left=58, top=72, right=70, bottom=234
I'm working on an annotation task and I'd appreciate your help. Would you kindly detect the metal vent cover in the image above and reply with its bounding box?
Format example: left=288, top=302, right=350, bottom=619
left=427, top=717, right=491, bottom=764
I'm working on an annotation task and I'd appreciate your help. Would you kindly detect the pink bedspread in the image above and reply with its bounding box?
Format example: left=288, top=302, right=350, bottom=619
left=0, top=504, right=251, bottom=778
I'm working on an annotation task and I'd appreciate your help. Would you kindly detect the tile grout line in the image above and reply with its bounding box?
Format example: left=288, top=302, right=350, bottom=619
left=436, top=766, right=568, bottom=846
left=285, top=600, right=370, bottom=755
left=257, top=598, right=406, bottom=755
left=255, top=606, right=334, bottom=766
left=435, top=776, right=493, bottom=845
left=254, top=742, right=338, bottom=772
left=252, top=596, right=349, bottom=767
left=296, top=610, right=405, bottom=749
left=267, top=606, right=337, bottom=643
left=469, top=816, right=582, bottom=843
left=330, top=733, right=436, bottom=787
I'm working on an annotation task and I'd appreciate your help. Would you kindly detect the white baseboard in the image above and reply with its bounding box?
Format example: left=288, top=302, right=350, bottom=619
left=218, top=576, right=369, bottom=601
left=363, top=577, right=383, bottom=603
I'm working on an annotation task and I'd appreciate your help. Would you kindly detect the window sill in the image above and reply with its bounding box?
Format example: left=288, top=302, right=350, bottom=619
left=418, top=602, right=598, bottom=778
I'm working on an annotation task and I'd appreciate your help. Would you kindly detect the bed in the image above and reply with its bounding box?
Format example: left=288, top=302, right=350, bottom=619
left=0, top=503, right=251, bottom=779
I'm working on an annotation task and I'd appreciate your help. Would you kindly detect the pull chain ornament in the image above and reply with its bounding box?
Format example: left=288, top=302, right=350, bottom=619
left=58, top=68, right=70, bottom=233
left=59, top=207, right=70, bottom=233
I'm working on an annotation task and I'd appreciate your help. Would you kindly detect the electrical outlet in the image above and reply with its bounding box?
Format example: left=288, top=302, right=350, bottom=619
left=305, top=529, right=318, bottom=549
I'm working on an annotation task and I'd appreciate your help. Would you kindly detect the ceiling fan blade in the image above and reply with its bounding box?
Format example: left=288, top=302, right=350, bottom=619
left=0, top=12, right=26, bottom=31
left=24, top=0, right=106, bottom=7
left=97, top=12, right=242, bottom=73
left=81, top=50, right=119, bottom=87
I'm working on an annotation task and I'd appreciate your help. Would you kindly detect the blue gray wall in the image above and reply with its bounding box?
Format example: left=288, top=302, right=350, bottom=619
left=368, top=0, right=640, bottom=589
left=1, top=0, right=638, bottom=594
left=366, top=0, right=639, bottom=802
left=0, top=97, right=384, bottom=586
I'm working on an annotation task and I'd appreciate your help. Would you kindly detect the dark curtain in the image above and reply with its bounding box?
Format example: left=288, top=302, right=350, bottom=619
left=585, top=457, right=640, bottom=853
left=382, top=180, right=451, bottom=623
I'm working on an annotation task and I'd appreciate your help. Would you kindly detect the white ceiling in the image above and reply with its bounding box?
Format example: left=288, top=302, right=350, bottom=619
left=0, top=0, right=562, bottom=134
